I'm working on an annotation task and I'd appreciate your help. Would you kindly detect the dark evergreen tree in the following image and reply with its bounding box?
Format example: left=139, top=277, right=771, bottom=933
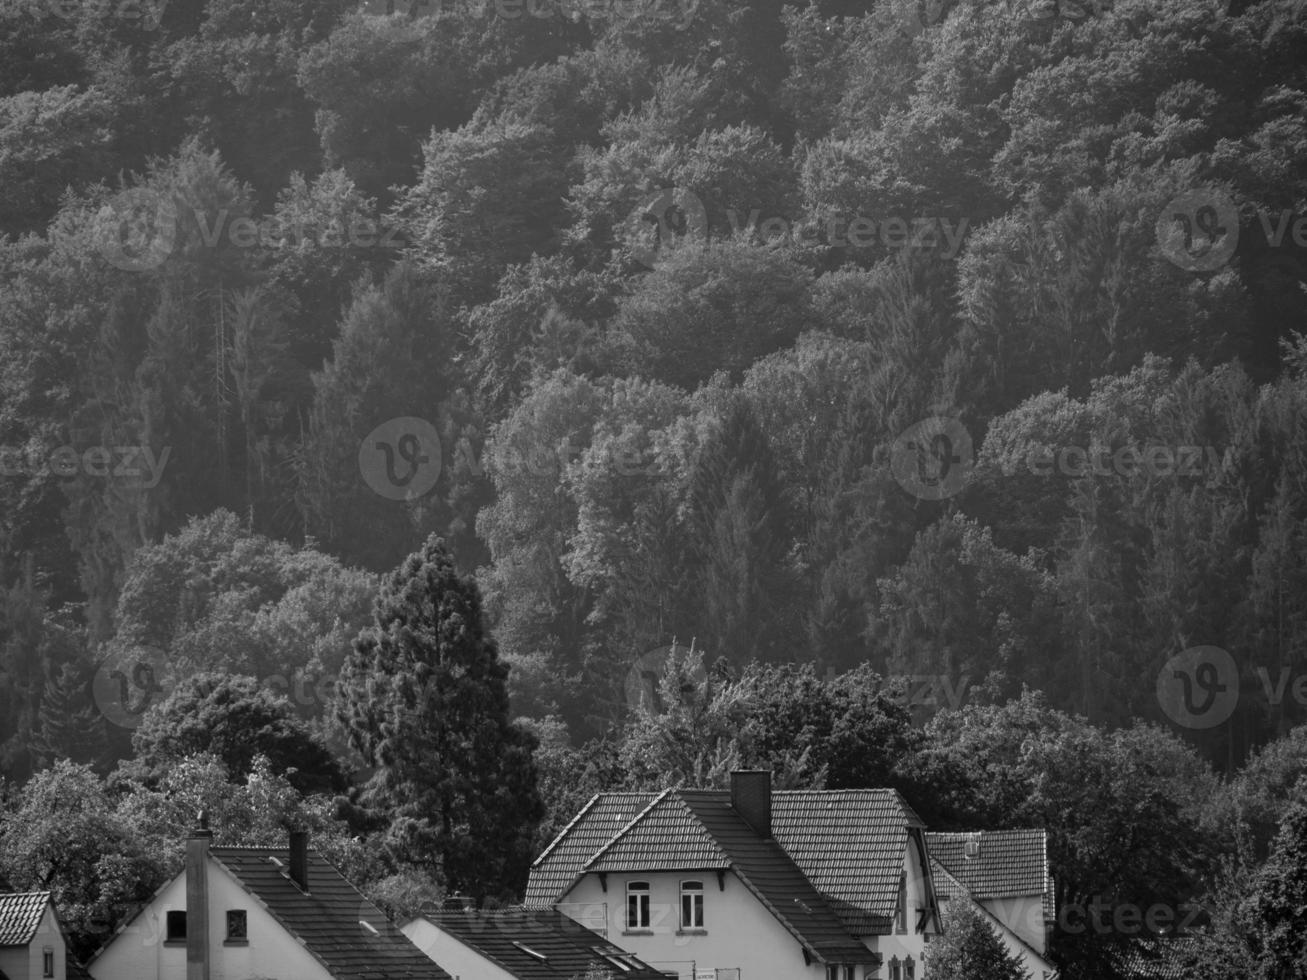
left=336, top=535, right=543, bottom=901
left=33, top=661, right=110, bottom=772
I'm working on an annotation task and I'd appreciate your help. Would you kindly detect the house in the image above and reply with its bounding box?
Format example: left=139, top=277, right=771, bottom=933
left=402, top=906, right=674, bottom=980
left=925, top=830, right=1058, bottom=980
left=87, top=817, right=450, bottom=980
left=525, top=770, right=942, bottom=980
left=0, top=891, right=69, bottom=980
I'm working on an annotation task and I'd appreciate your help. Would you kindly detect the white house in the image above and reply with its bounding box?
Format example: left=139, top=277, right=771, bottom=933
left=0, top=891, right=69, bottom=980
left=87, top=818, right=449, bottom=980
left=402, top=906, right=673, bottom=980
left=525, top=770, right=943, bottom=980
left=925, top=830, right=1058, bottom=980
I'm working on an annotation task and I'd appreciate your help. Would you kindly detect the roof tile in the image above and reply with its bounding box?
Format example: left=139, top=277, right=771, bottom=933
left=0, top=892, right=49, bottom=947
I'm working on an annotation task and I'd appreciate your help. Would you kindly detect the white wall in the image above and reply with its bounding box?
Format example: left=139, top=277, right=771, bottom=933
left=0, top=901, right=66, bottom=980
left=401, top=918, right=517, bottom=980
left=871, top=839, right=933, bottom=979
left=559, top=870, right=854, bottom=980
left=88, top=859, right=334, bottom=980
left=980, top=895, right=1046, bottom=954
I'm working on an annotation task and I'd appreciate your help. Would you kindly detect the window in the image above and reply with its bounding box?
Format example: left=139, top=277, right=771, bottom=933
left=42, top=948, right=54, bottom=978
left=165, top=910, right=187, bottom=943
left=226, top=909, right=248, bottom=943
left=625, top=881, right=650, bottom=930
left=889, top=957, right=902, bottom=980
left=680, top=880, right=704, bottom=929
left=894, top=873, right=907, bottom=934
left=904, top=956, right=916, bottom=979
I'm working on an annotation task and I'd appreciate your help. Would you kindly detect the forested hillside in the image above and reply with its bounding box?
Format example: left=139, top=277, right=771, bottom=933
left=1, top=0, right=1306, bottom=976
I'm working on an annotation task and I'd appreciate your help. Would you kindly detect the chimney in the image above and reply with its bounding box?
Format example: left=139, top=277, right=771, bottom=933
left=731, top=770, right=772, bottom=838
left=186, top=811, right=212, bottom=980
left=288, top=829, right=309, bottom=892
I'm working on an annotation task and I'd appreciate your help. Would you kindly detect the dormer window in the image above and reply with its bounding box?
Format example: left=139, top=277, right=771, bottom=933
left=680, top=880, right=704, bottom=929
left=626, top=881, right=650, bottom=930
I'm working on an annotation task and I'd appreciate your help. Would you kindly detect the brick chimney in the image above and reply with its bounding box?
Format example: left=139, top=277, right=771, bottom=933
left=731, top=770, right=772, bottom=838
left=186, top=811, right=212, bottom=980
left=288, top=829, right=309, bottom=892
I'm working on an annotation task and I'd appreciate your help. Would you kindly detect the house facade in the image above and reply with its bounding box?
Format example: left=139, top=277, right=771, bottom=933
left=88, top=820, right=449, bottom=980
left=0, top=892, right=68, bottom=980
left=527, top=771, right=942, bottom=980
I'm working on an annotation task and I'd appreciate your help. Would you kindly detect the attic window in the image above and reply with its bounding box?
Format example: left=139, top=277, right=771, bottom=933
left=165, top=910, right=187, bottom=944
left=42, top=947, right=54, bottom=978
left=964, top=836, right=980, bottom=859
left=511, top=941, right=548, bottom=961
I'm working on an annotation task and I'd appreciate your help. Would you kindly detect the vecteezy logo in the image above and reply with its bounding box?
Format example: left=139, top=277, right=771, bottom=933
left=358, top=417, right=443, bottom=501
left=1156, top=188, right=1239, bottom=272
left=624, top=643, right=708, bottom=713
left=890, top=417, right=974, bottom=500
left=1157, top=645, right=1239, bottom=729
left=95, top=188, right=178, bottom=272
left=91, top=644, right=170, bottom=729
left=623, top=187, right=708, bottom=269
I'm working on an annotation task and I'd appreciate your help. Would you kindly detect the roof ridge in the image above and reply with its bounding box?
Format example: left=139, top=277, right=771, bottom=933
left=581, top=789, right=672, bottom=870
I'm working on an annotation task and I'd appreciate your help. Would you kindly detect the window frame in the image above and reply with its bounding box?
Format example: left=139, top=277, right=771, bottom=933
left=164, top=910, right=187, bottom=944
left=225, top=908, right=248, bottom=944
left=625, top=881, right=651, bottom=931
left=679, top=879, right=705, bottom=930
left=42, top=947, right=54, bottom=978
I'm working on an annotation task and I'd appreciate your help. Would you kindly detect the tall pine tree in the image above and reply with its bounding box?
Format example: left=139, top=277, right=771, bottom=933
left=336, top=535, right=542, bottom=901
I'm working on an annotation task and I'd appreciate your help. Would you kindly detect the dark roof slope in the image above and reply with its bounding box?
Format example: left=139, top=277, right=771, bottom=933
left=1107, top=937, right=1204, bottom=980
left=586, top=792, right=730, bottom=873
left=525, top=793, right=658, bottom=908
left=0, top=892, right=50, bottom=947
left=412, top=907, right=671, bottom=980
left=211, top=847, right=450, bottom=980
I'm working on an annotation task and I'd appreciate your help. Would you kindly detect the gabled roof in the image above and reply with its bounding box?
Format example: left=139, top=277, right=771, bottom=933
left=925, top=829, right=1054, bottom=922
left=525, top=793, right=658, bottom=908
left=772, top=790, right=924, bottom=934
left=211, top=847, right=450, bottom=980
left=409, top=907, right=670, bottom=980
left=0, top=892, right=50, bottom=947
left=585, top=791, right=730, bottom=872
left=930, top=861, right=1054, bottom=972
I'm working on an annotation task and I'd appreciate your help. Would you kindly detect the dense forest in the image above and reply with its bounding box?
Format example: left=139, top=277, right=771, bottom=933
left=1, top=0, right=1306, bottom=976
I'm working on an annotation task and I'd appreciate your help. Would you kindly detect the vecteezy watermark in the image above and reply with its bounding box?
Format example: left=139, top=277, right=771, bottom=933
left=890, top=417, right=974, bottom=501
left=727, top=210, right=970, bottom=259
left=358, top=417, right=443, bottom=501
left=1158, top=186, right=1307, bottom=273
left=94, top=188, right=404, bottom=272
left=362, top=0, right=698, bottom=26
left=994, top=443, right=1236, bottom=482
left=623, top=188, right=710, bottom=269
left=0, top=443, right=171, bottom=488
left=1156, top=646, right=1239, bottom=730
left=91, top=644, right=171, bottom=729
left=624, top=643, right=708, bottom=713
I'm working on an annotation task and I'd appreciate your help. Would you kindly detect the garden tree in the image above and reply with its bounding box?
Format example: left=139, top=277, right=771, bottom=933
left=476, top=369, right=606, bottom=721
left=113, top=753, right=374, bottom=888
left=465, top=255, right=619, bottom=419
left=336, top=535, right=544, bottom=900
left=393, top=119, right=572, bottom=308
left=683, top=397, right=798, bottom=664
left=118, top=673, right=347, bottom=796
left=296, top=262, right=470, bottom=572
left=872, top=514, right=1063, bottom=708
left=743, top=663, right=922, bottom=791
left=1242, top=798, right=1307, bottom=979
left=924, top=899, right=1030, bottom=980
left=109, top=511, right=376, bottom=706
left=602, top=240, right=813, bottom=390
left=0, top=761, right=164, bottom=962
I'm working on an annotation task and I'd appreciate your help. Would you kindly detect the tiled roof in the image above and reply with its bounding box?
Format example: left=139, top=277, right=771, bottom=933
left=525, top=793, right=658, bottom=908
left=930, top=861, right=1051, bottom=968
left=678, top=791, right=875, bottom=965
left=1108, top=937, right=1202, bottom=980
left=925, top=830, right=1053, bottom=922
left=772, top=790, right=923, bottom=934
left=211, top=847, right=450, bottom=980
left=412, top=907, right=671, bottom=980
left=0, top=892, right=50, bottom=947
left=586, top=792, right=731, bottom=872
